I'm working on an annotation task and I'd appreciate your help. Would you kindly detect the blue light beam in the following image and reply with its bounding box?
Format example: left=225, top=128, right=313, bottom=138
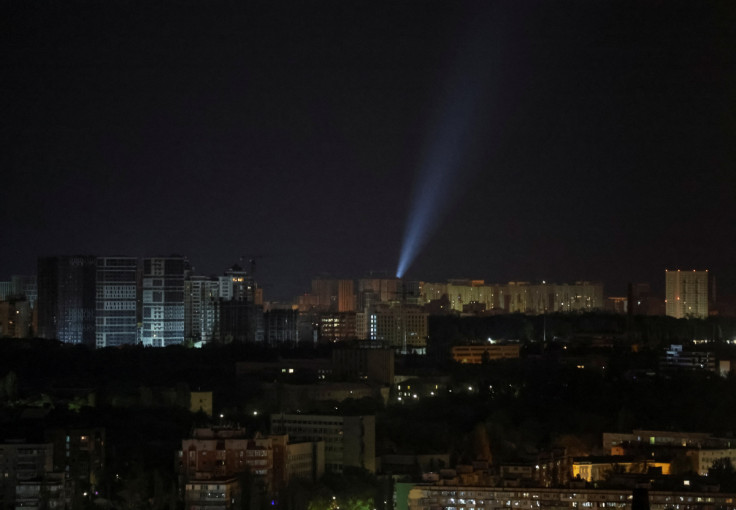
left=396, top=9, right=498, bottom=279
left=396, top=56, right=493, bottom=278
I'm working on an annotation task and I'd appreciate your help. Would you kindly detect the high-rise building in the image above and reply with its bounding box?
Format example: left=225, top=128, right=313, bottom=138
left=337, top=279, right=355, bottom=312
left=0, top=298, right=33, bottom=338
left=11, top=275, right=37, bottom=309
left=318, top=312, right=357, bottom=342
left=0, top=282, right=13, bottom=301
left=215, top=264, right=264, bottom=343
left=141, top=257, right=185, bottom=346
left=184, top=276, right=220, bottom=345
left=357, top=277, right=400, bottom=305
left=219, top=265, right=257, bottom=303
left=665, top=269, right=709, bottom=319
left=369, top=303, right=427, bottom=353
left=264, top=307, right=299, bottom=346
left=95, top=257, right=138, bottom=348
left=37, top=256, right=97, bottom=346
left=311, top=277, right=338, bottom=311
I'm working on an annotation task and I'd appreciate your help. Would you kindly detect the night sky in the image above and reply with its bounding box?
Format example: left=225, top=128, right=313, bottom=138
left=2, top=1, right=735, bottom=300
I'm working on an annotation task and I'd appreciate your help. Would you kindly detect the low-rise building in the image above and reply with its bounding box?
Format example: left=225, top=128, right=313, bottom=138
left=572, top=456, right=670, bottom=482
left=332, top=345, right=394, bottom=384
left=687, top=449, right=736, bottom=476
left=451, top=344, right=520, bottom=364
left=184, top=477, right=241, bottom=510
left=271, top=413, right=375, bottom=474
left=405, top=486, right=736, bottom=510
left=0, top=441, right=55, bottom=508
left=179, top=427, right=324, bottom=500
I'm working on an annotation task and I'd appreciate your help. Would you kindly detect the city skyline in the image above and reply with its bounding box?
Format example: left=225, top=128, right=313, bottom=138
left=0, top=253, right=721, bottom=304
left=3, top=2, right=735, bottom=300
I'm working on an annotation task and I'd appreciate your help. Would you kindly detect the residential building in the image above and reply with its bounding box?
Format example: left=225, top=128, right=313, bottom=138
left=0, top=441, right=55, bottom=508
left=369, top=303, right=428, bottom=353
left=421, top=280, right=604, bottom=315
left=404, top=486, right=736, bottom=510
left=270, top=413, right=375, bottom=474
left=451, top=344, right=520, bottom=364
left=287, top=439, right=325, bottom=483
left=262, top=382, right=389, bottom=411
left=358, top=277, right=401, bottom=307
left=45, top=427, right=105, bottom=505
left=666, top=270, right=709, bottom=318
left=332, top=345, right=394, bottom=385
left=96, top=257, right=138, bottom=348
left=571, top=456, right=670, bottom=482
left=184, top=478, right=241, bottom=510
left=660, top=345, right=716, bottom=372
left=37, top=256, right=97, bottom=346
left=141, top=257, right=185, bottom=346
left=319, top=312, right=357, bottom=342
left=180, top=427, right=323, bottom=501
left=0, top=297, right=32, bottom=338
left=264, top=307, right=299, bottom=346
left=687, top=449, right=736, bottom=476
left=184, top=275, right=220, bottom=345
left=0, top=275, right=37, bottom=309
left=338, top=279, right=356, bottom=312
left=602, top=430, right=730, bottom=452
left=219, top=265, right=258, bottom=304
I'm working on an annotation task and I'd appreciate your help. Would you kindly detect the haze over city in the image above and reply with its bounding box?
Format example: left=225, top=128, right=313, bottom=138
left=3, top=2, right=736, bottom=300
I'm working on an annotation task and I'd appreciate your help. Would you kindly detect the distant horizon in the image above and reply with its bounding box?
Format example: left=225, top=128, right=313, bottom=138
left=2, top=254, right=727, bottom=302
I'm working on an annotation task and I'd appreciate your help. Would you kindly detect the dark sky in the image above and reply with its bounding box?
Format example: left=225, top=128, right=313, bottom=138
left=2, top=1, right=735, bottom=300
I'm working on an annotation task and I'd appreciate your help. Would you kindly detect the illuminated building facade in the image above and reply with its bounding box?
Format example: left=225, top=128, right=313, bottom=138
left=141, top=257, right=185, bottom=346
left=319, top=312, right=357, bottom=341
left=37, top=256, right=97, bottom=346
left=665, top=270, right=709, bottom=319
left=95, top=257, right=138, bottom=348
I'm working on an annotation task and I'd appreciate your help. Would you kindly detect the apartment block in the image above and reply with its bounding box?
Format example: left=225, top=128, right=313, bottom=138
left=270, top=413, right=375, bottom=474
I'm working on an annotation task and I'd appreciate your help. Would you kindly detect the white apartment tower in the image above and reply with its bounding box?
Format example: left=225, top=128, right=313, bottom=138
left=95, top=257, right=138, bottom=348
left=142, top=257, right=185, bottom=346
